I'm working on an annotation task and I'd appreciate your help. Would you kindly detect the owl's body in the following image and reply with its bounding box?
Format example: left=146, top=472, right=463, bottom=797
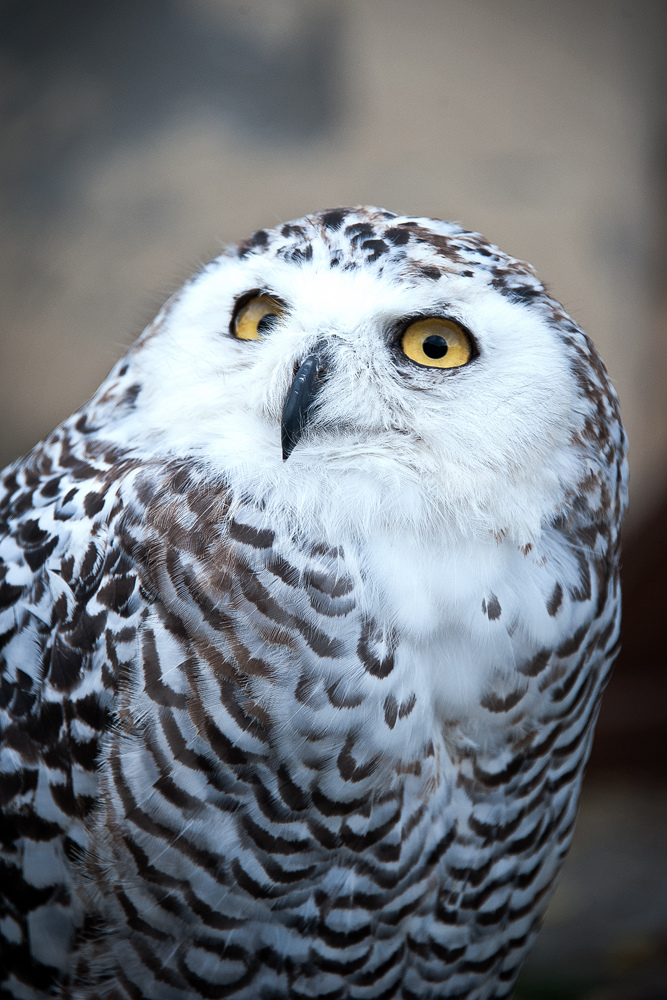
left=0, top=208, right=626, bottom=1000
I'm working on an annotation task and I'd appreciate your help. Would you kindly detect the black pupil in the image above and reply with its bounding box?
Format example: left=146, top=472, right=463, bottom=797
left=422, top=334, right=448, bottom=359
left=257, top=311, right=278, bottom=335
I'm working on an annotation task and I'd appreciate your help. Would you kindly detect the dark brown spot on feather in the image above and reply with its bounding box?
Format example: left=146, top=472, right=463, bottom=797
left=311, top=787, right=368, bottom=817
left=419, top=265, right=441, bottom=280
left=46, top=634, right=84, bottom=692
left=203, top=717, right=247, bottom=766
left=305, top=568, right=353, bottom=598
left=556, top=623, right=589, bottom=658
left=383, top=694, right=398, bottom=729
left=75, top=693, right=113, bottom=732
left=96, top=574, right=136, bottom=614
left=237, top=228, right=269, bottom=257
left=23, top=536, right=58, bottom=572
left=141, top=629, right=186, bottom=709
left=341, top=805, right=401, bottom=852
left=357, top=620, right=395, bottom=678
left=362, top=238, right=389, bottom=261
left=481, top=687, right=527, bottom=713
left=294, top=673, right=321, bottom=707
left=277, top=765, right=309, bottom=812
left=345, top=221, right=374, bottom=239
left=0, top=581, right=23, bottom=610
left=281, top=223, right=305, bottom=239
left=482, top=594, right=502, bottom=620
left=321, top=208, right=350, bottom=230
left=384, top=227, right=411, bottom=246
left=326, top=678, right=364, bottom=709
left=398, top=693, right=416, bottom=719
left=217, top=678, right=269, bottom=741
left=518, top=648, right=551, bottom=677
left=337, top=735, right=380, bottom=783
left=229, top=520, right=275, bottom=550
left=547, top=582, right=563, bottom=616
left=266, top=554, right=301, bottom=587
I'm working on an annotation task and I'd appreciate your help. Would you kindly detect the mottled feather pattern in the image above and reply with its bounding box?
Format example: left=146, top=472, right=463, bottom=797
left=1, top=207, right=626, bottom=999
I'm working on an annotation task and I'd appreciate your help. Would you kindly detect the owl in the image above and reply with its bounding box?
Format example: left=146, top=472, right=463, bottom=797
left=0, top=207, right=627, bottom=1000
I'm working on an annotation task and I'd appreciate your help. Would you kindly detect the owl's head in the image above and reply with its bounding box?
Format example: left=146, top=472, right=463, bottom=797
left=97, top=207, right=626, bottom=548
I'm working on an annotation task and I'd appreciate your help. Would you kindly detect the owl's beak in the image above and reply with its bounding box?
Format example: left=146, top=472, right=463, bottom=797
left=281, top=354, right=322, bottom=460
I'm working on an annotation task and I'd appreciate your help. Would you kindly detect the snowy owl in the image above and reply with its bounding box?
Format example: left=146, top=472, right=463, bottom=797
left=0, top=207, right=627, bottom=1000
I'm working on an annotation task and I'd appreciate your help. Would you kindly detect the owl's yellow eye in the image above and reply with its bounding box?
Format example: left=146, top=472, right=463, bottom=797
left=233, top=295, right=285, bottom=341
left=400, top=317, right=473, bottom=369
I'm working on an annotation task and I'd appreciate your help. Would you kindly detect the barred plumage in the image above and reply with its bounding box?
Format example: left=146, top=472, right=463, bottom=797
left=0, top=207, right=627, bottom=999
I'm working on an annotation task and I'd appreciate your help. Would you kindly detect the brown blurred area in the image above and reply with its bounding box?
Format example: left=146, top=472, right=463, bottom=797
left=0, top=1, right=665, bottom=996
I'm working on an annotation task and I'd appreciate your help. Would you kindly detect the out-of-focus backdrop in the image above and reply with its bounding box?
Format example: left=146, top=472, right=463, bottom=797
left=1, top=1, right=665, bottom=996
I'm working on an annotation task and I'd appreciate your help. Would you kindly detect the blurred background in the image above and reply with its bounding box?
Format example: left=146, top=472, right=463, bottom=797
left=0, top=1, right=665, bottom=995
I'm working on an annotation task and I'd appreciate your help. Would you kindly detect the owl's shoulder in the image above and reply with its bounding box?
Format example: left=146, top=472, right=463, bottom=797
left=0, top=422, right=143, bottom=809
left=0, top=427, right=148, bottom=983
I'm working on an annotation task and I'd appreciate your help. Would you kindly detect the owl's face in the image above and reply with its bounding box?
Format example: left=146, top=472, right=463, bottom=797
left=102, top=208, right=620, bottom=547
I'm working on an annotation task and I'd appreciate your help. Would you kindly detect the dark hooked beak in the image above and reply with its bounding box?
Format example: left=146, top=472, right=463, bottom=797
left=281, top=353, right=324, bottom=460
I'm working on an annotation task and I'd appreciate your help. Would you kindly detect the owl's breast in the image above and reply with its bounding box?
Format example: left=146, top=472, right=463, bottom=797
left=358, top=528, right=586, bottom=725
